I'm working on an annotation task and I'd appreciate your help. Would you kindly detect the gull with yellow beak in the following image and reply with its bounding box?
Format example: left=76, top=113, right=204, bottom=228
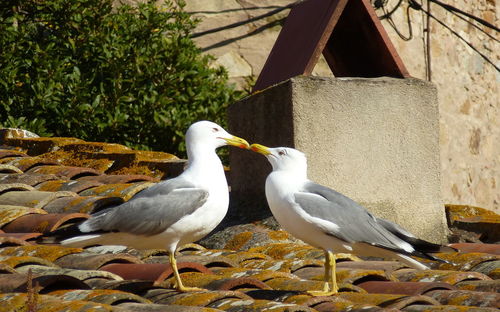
left=62, top=121, right=249, bottom=292
left=250, top=144, right=454, bottom=296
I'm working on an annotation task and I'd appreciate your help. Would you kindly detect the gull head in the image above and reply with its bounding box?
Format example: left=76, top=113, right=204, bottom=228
left=250, top=144, right=307, bottom=174
left=186, top=121, right=249, bottom=150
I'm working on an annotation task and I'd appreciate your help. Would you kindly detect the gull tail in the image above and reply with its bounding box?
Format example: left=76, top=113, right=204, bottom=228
left=376, top=217, right=457, bottom=265
left=403, top=236, right=456, bottom=263
left=396, top=254, right=432, bottom=270
left=61, top=234, right=103, bottom=247
left=48, top=210, right=112, bottom=247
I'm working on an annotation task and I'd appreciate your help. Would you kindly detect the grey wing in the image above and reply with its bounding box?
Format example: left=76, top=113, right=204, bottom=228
left=375, top=217, right=456, bottom=253
left=132, top=177, right=196, bottom=198
left=375, top=217, right=417, bottom=239
left=294, top=182, right=412, bottom=252
left=80, top=178, right=209, bottom=236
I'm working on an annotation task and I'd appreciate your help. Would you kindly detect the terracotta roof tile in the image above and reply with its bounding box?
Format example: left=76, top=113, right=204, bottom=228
left=454, top=280, right=499, bottom=293
left=78, top=182, right=155, bottom=201
left=241, top=258, right=321, bottom=274
left=0, top=165, right=22, bottom=174
left=210, top=298, right=319, bottom=311
left=2, top=156, right=59, bottom=172
left=1, top=212, right=87, bottom=234
left=425, top=289, right=499, bottom=308
left=46, top=195, right=123, bottom=214
left=143, top=288, right=250, bottom=305
left=159, top=271, right=271, bottom=292
left=48, top=288, right=151, bottom=304
left=0, top=245, right=82, bottom=262
left=0, top=190, right=77, bottom=209
left=161, top=254, right=238, bottom=269
left=0, top=131, right=498, bottom=311
left=446, top=204, right=500, bottom=244
left=358, top=281, right=456, bottom=295
left=0, top=255, right=58, bottom=269
left=0, top=234, right=36, bottom=247
left=0, top=273, right=89, bottom=293
left=402, top=304, right=499, bottom=312
left=55, top=252, right=142, bottom=270
left=116, top=302, right=224, bottom=311
left=26, top=165, right=102, bottom=180
left=0, top=173, right=60, bottom=186
left=36, top=179, right=103, bottom=193
left=338, top=293, right=441, bottom=309
left=450, top=243, right=500, bottom=255
left=393, top=269, right=491, bottom=284
left=15, top=265, right=124, bottom=284
left=0, top=149, right=27, bottom=159
left=77, top=174, right=157, bottom=184
left=0, top=205, right=47, bottom=228
left=1, top=137, right=85, bottom=155
left=100, top=262, right=212, bottom=284
left=0, top=183, right=35, bottom=194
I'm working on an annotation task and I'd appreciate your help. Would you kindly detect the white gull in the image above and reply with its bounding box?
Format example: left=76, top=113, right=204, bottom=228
left=250, top=144, right=454, bottom=295
left=62, top=121, right=249, bottom=292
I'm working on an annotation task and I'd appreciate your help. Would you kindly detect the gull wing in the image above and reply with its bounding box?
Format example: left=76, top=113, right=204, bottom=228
left=294, top=182, right=415, bottom=254
left=376, top=217, right=456, bottom=253
left=80, top=177, right=209, bottom=236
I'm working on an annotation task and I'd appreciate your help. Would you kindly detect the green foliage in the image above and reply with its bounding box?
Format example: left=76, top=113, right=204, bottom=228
left=0, top=0, right=243, bottom=155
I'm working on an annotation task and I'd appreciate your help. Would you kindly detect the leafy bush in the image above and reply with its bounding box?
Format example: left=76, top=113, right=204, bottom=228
left=0, top=0, right=242, bottom=155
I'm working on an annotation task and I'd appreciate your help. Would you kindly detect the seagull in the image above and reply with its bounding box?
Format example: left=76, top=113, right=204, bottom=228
left=250, top=144, right=455, bottom=296
left=62, top=121, right=249, bottom=292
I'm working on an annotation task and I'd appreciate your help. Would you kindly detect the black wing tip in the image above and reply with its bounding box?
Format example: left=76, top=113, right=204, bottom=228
left=405, top=237, right=458, bottom=254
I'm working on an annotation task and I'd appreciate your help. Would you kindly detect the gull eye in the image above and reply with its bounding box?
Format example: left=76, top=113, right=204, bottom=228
left=212, top=127, right=220, bottom=132
left=278, top=150, right=285, bottom=156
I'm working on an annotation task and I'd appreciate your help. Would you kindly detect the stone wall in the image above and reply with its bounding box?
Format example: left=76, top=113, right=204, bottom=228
left=185, top=0, right=498, bottom=212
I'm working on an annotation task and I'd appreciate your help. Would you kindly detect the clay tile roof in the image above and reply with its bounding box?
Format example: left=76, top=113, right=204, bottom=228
left=0, top=129, right=499, bottom=311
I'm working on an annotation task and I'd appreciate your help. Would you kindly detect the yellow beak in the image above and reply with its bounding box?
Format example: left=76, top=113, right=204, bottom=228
left=250, top=143, right=271, bottom=155
left=223, top=136, right=250, bottom=149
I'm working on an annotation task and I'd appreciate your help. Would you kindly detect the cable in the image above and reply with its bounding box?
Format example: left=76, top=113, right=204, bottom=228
left=410, top=0, right=500, bottom=72
left=200, top=18, right=285, bottom=52
left=383, top=2, right=413, bottom=41
left=425, top=0, right=432, bottom=81
left=428, top=0, right=499, bottom=33
left=187, top=5, right=290, bottom=15
left=190, top=3, right=295, bottom=39
left=376, top=0, right=404, bottom=19
left=444, top=6, right=499, bottom=43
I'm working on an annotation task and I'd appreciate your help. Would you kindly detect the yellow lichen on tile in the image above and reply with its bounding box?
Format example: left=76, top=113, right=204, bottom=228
left=0, top=255, right=58, bottom=269
left=224, top=232, right=253, bottom=251
left=267, top=230, right=290, bottom=241
left=446, top=204, right=500, bottom=223
left=0, top=245, right=82, bottom=262
left=79, top=182, right=154, bottom=201
left=0, top=205, right=47, bottom=227
left=434, top=252, right=499, bottom=271
left=41, top=150, right=115, bottom=172
left=109, top=165, right=163, bottom=179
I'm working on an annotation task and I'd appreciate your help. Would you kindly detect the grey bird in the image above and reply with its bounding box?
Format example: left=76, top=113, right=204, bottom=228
left=62, top=121, right=249, bottom=292
left=250, top=144, right=455, bottom=296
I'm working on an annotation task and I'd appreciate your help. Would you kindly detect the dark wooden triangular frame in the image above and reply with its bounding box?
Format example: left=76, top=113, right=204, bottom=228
left=253, top=0, right=410, bottom=92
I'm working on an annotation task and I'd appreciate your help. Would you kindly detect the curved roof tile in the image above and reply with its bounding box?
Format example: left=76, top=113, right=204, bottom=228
left=36, top=179, right=104, bottom=193
left=2, top=212, right=88, bottom=233
left=0, top=130, right=498, bottom=311
left=0, top=205, right=47, bottom=228
left=48, top=289, right=151, bottom=305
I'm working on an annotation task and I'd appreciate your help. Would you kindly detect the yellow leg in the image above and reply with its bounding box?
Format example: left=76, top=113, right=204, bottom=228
left=308, top=250, right=338, bottom=296
left=168, top=252, right=202, bottom=292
